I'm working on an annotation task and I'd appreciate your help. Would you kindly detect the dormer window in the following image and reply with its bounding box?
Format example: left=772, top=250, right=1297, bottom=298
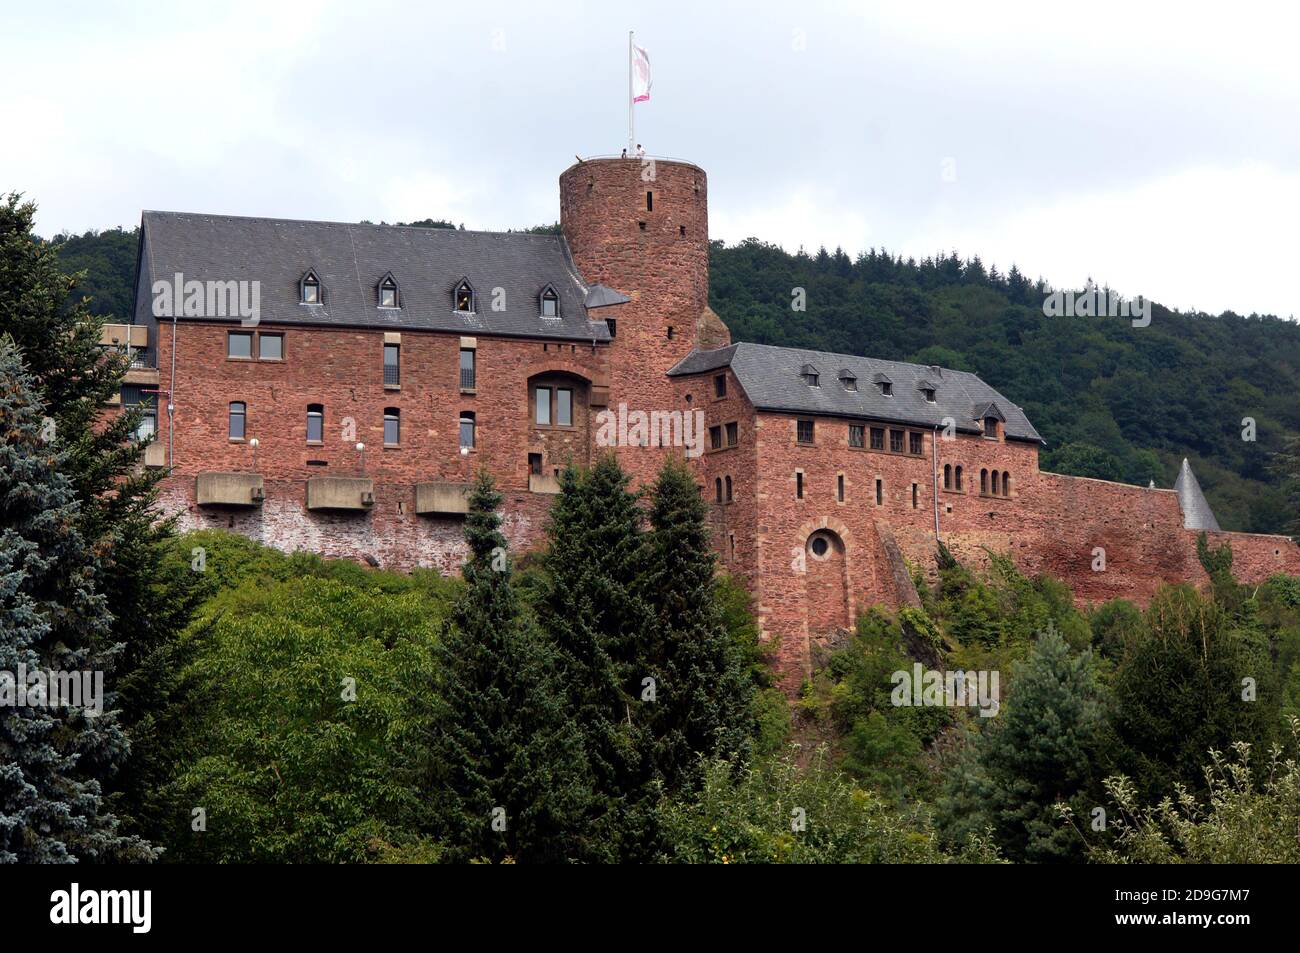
left=873, top=373, right=892, bottom=396
left=454, top=279, right=475, bottom=313
left=838, top=370, right=857, bottom=391
left=378, top=274, right=399, bottom=309
left=800, top=363, right=820, bottom=387
left=985, top=416, right=999, bottom=437
left=540, top=287, right=559, bottom=318
left=300, top=270, right=321, bottom=305
left=923, top=388, right=936, bottom=402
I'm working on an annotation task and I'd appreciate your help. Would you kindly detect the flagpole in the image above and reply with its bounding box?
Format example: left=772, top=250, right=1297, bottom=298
left=628, top=31, right=634, bottom=157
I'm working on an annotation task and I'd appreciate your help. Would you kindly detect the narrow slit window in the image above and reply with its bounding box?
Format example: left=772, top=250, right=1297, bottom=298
left=796, top=472, right=804, bottom=500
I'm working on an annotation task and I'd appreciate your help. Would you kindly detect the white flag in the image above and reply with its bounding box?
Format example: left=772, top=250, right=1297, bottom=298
left=632, top=44, right=651, bottom=103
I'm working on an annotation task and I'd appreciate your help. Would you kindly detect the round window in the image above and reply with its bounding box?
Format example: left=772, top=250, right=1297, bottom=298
left=810, top=535, right=830, bottom=558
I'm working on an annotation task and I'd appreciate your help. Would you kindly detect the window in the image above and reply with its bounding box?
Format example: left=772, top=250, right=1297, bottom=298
left=384, top=408, right=400, bottom=446
left=1003, top=473, right=1011, bottom=497
left=709, top=425, right=722, bottom=450
left=875, top=478, right=883, bottom=505
left=981, top=469, right=989, bottom=494
left=714, top=374, right=727, bottom=398
left=956, top=465, right=964, bottom=491
left=840, top=372, right=857, bottom=391
left=229, top=401, right=246, bottom=440
left=889, top=429, right=904, bottom=453
left=810, top=535, right=830, bottom=558
left=459, top=411, right=475, bottom=450
left=797, top=419, right=815, bottom=444
left=300, top=271, right=321, bottom=304
left=667, top=326, right=674, bottom=340
left=923, top=387, right=936, bottom=402
left=136, top=408, right=156, bottom=442
left=984, top=416, right=999, bottom=438
left=556, top=388, right=573, bottom=427
left=384, top=343, right=400, bottom=386
left=529, top=453, right=543, bottom=475
left=607, top=318, right=617, bottom=338
left=944, top=465, right=952, bottom=489
left=837, top=474, right=845, bottom=502
left=880, top=381, right=893, bottom=396
left=991, top=470, right=1000, bottom=495
left=379, top=275, right=399, bottom=309
left=454, top=280, right=474, bottom=313
left=227, top=331, right=253, bottom=359
left=535, top=387, right=552, bottom=426
left=912, top=483, right=919, bottom=508
left=459, top=348, right=476, bottom=390
left=715, top=478, right=723, bottom=503
left=307, top=404, right=323, bottom=443
left=849, top=425, right=865, bottom=448
left=540, top=288, right=559, bottom=317
left=259, top=333, right=283, bottom=360
left=801, top=364, right=819, bottom=387
left=725, top=422, right=738, bottom=446
left=870, top=427, right=885, bottom=450
left=646, top=191, right=654, bottom=211
left=909, top=432, right=923, bottom=455
left=796, top=472, right=804, bottom=499
left=725, top=476, right=733, bottom=502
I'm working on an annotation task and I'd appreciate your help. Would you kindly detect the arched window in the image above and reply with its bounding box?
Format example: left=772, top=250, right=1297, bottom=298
left=539, top=286, right=559, bottom=318
left=725, top=475, right=733, bottom=502
left=980, top=468, right=988, bottom=494
left=306, top=403, right=323, bottom=443
left=454, top=279, right=475, bottom=313
left=229, top=401, right=246, bottom=440
left=459, top=411, right=475, bottom=450
left=715, top=478, right=723, bottom=503
left=383, top=407, right=400, bottom=446
left=955, top=465, right=964, bottom=491
left=991, top=470, right=1000, bottom=495
left=378, top=273, right=399, bottom=308
left=300, top=270, right=321, bottom=304
left=943, top=464, right=952, bottom=490
left=1003, top=473, right=1012, bottom=497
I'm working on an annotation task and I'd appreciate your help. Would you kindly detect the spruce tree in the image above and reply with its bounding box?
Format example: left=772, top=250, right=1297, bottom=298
left=638, top=456, right=754, bottom=792
left=0, top=338, right=154, bottom=863
left=937, top=626, right=1102, bottom=862
left=429, top=471, right=591, bottom=862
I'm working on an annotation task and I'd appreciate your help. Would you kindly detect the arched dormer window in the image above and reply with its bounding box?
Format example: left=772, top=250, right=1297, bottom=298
left=539, top=286, right=559, bottom=318
left=800, top=363, right=820, bottom=387
left=300, top=270, right=322, bottom=305
left=378, top=273, right=400, bottom=309
left=454, top=279, right=475, bottom=313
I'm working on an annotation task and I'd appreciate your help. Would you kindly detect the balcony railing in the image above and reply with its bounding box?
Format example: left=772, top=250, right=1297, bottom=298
left=129, top=349, right=152, bottom=369
left=383, top=364, right=400, bottom=386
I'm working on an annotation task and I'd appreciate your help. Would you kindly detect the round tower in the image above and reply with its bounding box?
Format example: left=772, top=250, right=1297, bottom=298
left=559, top=157, right=724, bottom=481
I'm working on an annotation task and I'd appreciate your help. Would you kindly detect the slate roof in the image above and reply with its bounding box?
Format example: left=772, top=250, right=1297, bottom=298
left=668, top=342, right=1043, bottom=442
left=138, top=211, right=612, bottom=342
left=1173, top=458, right=1222, bottom=531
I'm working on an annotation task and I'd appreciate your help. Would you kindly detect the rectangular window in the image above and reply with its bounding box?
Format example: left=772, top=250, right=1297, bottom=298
left=714, top=374, right=727, bottom=398
left=227, top=332, right=252, bottom=359
left=875, top=478, right=883, bottom=505
left=909, top=431, right=923, bottom=455
left=797, top=419, right=815, bottom=444
left=384, top=409, right=400, bottom=446
left=837, top=474, right=845, bottom=502
left=535, top=387, right=552, bottom=426
left=529, top=452, right=543, bottom=475
left=556, top=388, right=573, bottom=427
left=870, top=427, right=884, bottom=450
left=259, top=333, right=283, bottom=360
left=725, top=422, right=738, bottom=446
left=459, top=348, right=476, bottom=390
left=849, top=425, right=865, bottom=448
left=229, top=401, right=246, bottom=440
left=889, top=429, right=904, bottom=453
left=384, top=343, right=400, bottom=386
left=306, top=405, right=323, bottom=443
left=912, top=483, right=919, bottom=508
left=459, top=412, right=475, bottom=450
left=709, top=425, right=722, bottom=450
left=796, top=472, right=804, bottom=499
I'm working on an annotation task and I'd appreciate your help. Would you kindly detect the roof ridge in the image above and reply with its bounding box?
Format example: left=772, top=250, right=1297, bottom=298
left=139, top=209, right=563, bottom=239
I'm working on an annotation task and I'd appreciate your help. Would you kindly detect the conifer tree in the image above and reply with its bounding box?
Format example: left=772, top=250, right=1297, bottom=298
left=937, top=626, right=1102, bottom=862
left=429, top=471, right=591, bottom=862
left=0, top=338, right=155, bottom=863
left=638, top=456, right=754, bottom=792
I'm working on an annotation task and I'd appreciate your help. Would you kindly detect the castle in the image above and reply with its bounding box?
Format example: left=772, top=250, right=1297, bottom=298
left=109, top=156, right=1300, bottom=690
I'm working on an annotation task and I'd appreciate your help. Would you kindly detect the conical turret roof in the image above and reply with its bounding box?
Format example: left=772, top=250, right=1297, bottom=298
left=1173, top=458, right=1221, bottom=531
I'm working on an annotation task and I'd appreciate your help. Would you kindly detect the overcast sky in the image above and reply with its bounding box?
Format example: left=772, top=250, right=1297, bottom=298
left=5, top=0, right=1299, bottom=317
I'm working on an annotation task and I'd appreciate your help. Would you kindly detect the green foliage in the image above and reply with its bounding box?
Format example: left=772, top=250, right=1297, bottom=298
left=657, top=750, right=1001, bottom=864
left=49, top=226, right=138, bottom=319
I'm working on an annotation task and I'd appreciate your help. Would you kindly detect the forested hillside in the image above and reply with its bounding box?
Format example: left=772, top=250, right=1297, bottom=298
left=47, top=225, right=1300, bottom=533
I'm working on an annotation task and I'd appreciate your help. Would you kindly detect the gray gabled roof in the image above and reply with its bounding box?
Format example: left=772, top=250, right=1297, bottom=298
left=1173, top=458, right=1221, bottom=531
left=138, top=211, right=611, bottom=342
left=668, top=342, right=1043, bottom=442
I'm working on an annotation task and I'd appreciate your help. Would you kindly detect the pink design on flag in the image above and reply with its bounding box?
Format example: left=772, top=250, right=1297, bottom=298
left=632, top=44, right=652, bottom=103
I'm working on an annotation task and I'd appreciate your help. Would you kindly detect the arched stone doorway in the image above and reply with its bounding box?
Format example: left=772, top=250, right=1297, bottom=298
left=805, top=528, right=850, bottom=634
